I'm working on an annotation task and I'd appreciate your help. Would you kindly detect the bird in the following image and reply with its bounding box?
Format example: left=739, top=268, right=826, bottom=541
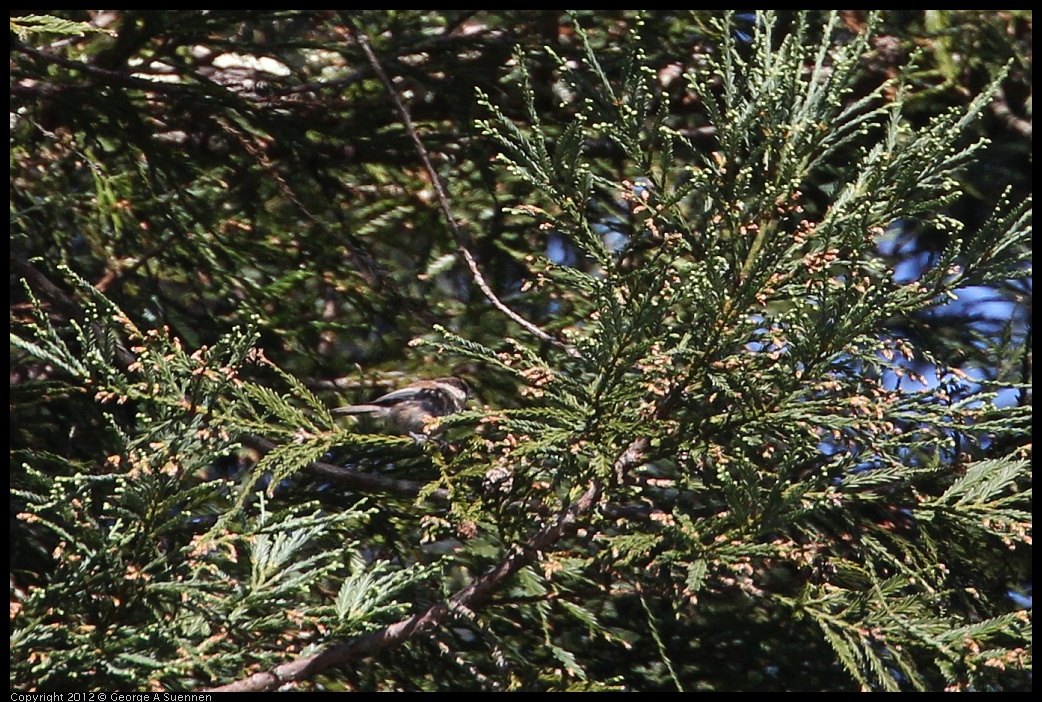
left=331, top=377, right=469, bottom=439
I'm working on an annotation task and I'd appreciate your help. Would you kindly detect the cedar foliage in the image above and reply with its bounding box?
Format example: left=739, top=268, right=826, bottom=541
left=10, top=11, right=1031, bottom=692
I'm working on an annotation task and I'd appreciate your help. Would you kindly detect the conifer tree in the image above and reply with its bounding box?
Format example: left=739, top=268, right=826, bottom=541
left=11, top=11, right=1030, bottom=691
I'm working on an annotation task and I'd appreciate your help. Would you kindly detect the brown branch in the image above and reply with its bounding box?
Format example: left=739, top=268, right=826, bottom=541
left=205, top=478, right=605, bottom=692
left=990, top=87, right=1032, bottom=142
left=204, top=436, right=650, bottom=692
left=339, top=14, right=578, bottom=357
left=11, top=39, right=220, bottom=102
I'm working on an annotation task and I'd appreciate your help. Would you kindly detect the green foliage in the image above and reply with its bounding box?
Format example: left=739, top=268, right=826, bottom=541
left=10, top=277, right=429, bottom=689
left=11, top=14, right=114, bottom=41
left=11, top=10, right=1030, bottom=692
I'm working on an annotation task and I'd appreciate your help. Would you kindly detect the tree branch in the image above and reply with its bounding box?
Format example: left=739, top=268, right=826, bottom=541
left=204, top=478, right=604, bottom=692
left=339, top=15, right=578, bottom=357
left=990, top=86, right=1032, bottom=141
left=205, top=435, right=651, bottom=692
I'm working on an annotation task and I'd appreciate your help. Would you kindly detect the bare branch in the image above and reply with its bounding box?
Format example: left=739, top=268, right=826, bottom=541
left=339, top=15, right=578, bottom=357
left=204, top=433, right=655, bottom=691
left=204, top=478, right=605, bottom=692
left=990, top=86, right=1032, bottom=141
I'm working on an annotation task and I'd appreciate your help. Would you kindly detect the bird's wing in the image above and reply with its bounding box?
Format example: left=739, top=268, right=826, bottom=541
left=367, top=385, right=427, bottom=406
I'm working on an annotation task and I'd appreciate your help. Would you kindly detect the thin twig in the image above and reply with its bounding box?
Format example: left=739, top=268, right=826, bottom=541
left=990, top=86, right=1032, bottom=142
left=339, top=15, right=578, bottom=356
left=12, top=40, right=231, bottom=104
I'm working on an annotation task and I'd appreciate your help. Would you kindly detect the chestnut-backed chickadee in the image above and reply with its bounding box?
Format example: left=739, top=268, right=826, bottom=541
left=332, top=377, right=469, bottom=438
